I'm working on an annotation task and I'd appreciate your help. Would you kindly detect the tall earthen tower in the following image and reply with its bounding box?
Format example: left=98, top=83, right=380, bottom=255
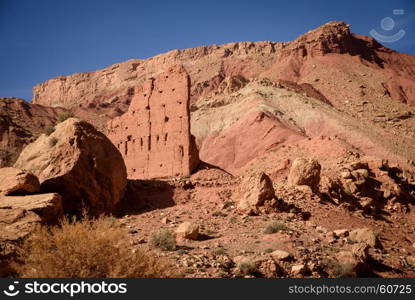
left=107, top=65, right=199, bottom=179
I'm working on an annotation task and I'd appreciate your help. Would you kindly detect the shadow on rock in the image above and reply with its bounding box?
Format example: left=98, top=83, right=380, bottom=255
left=116, top=179, right=175, bottom=217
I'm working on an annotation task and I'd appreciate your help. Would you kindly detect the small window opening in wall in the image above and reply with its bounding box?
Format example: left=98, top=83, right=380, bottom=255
left=162, top=104, right=165, bottom=108
left=156, top=135, right=160, bottom=142
left=132, top=168, right=136, bottom=173
left=127, top=135, right=132, bottom=141
left=165, top=75, right=169, bottom=79
left=159, top=164, right=163, bottom=167
left=145, top=105, right=150, bottom=110
left=159, top=90, right=163, bottom=94
left=148, top=136, right=151, bottom=151
left=143, top=94, right=147, bottom=97
left=164, top=116, right=169, bottom=122
left=164, top=133, right=168, bottom=142
left=177, top=101, right=182, bottom=104
left=172, top=88, right=175, bottom=92
left=127, top=87, right=134, bottom=96
left=140, top=138, right=143, bottom=148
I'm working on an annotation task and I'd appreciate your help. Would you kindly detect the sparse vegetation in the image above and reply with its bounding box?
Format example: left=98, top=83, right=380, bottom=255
left=44, top=125, right=55, bottom=136
left=237, top=260, right=257, bottom=277
left=222, top=200, right=234, bottom=209
left=263, top=221, right=291, bottom=234
left=325, top=260, right=356, bottom=278
left=150, top=229, right=177, bottom=251
left=229, top=216, right=238, bottom=224
left=57, top=111, right=74, bottom=123
left=177, top=249, right=187, bottom=255
left=212, top=211, right=227, bottom=217
left=14, top=216, right=170, bottom=278
left=213, top=248, right=226, bottom=255
left=48, top=137, right=58, bottom=147
left=264, top=248, right=274, bottom=253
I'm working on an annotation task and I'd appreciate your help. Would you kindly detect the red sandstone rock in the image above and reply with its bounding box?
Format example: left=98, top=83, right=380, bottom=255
left=14, top=118, right=127, bottom=215
left=0, top=167, right=40, bottom=195
left=288, top=158, right=321, bottom=190
left=176, top=221, right=199, bottom=240
left=236, top=172, right=276, bottom=215
left=107, top=65, right=199, bottom=179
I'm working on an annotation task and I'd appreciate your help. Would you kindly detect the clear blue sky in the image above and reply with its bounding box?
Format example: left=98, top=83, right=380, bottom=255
left=0, top=0, right=414, bottom=101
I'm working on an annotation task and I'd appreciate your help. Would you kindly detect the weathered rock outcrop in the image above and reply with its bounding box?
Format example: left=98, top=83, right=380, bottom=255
left=176, top=221, right=200, bottom=240
left=0, top=97, right=67, bottom=167
left=0, top=167, right=40, bottom=195
left=0, top=193, right=63, bottom=276
left=288, top=158, right=321, bottom=191
left=14, top=118, right=127, bottom=215
left=237, top=172, right=277, bottom=215
left=322, top=158, right=415, bottom=213
left=107, top=65, right=199, bottom=179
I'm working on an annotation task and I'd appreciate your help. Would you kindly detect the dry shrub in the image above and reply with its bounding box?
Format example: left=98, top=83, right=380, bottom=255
left=150, top=229, right=176, bottom=251
left=57, top=111, right=74, bottom=123
left=43, top=125, right=55, bottom=136
left=237, top=261, right=258, bottom=277
left=263, top=221, right=291, bottom=234
left=14, top=216, right=171, bottom=278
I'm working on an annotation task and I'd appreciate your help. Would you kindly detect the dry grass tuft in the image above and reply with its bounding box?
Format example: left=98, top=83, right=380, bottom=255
left=263, top=221, right=291, bottom=234
left=14, top=216, right=172, bottom=278
left=150, top=229, right=176, bottom=251
left=57, top=111, right=74, bottom=123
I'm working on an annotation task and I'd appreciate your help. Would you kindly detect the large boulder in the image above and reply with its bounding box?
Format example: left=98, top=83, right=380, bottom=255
left=288, top=158, right=321, bottom=191
left=237, top=172, right=276, bottom=215
left=0, top=193, right=63, bottom=276
left=176, top=222, right=199, bottom=240
left=0, top=167, right=40, bottom=195
left=14, top=118, right=127, bottom=215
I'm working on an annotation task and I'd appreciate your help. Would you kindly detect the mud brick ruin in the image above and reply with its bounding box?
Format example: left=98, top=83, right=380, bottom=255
left=107, top=65, right=199, bottom=179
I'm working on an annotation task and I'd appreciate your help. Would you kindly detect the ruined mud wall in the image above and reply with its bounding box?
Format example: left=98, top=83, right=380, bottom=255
left=107, top=66, right=199, bottom=179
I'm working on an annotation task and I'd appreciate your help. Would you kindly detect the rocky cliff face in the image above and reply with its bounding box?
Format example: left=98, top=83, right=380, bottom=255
left=32, top=21, right=415, bottom=113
